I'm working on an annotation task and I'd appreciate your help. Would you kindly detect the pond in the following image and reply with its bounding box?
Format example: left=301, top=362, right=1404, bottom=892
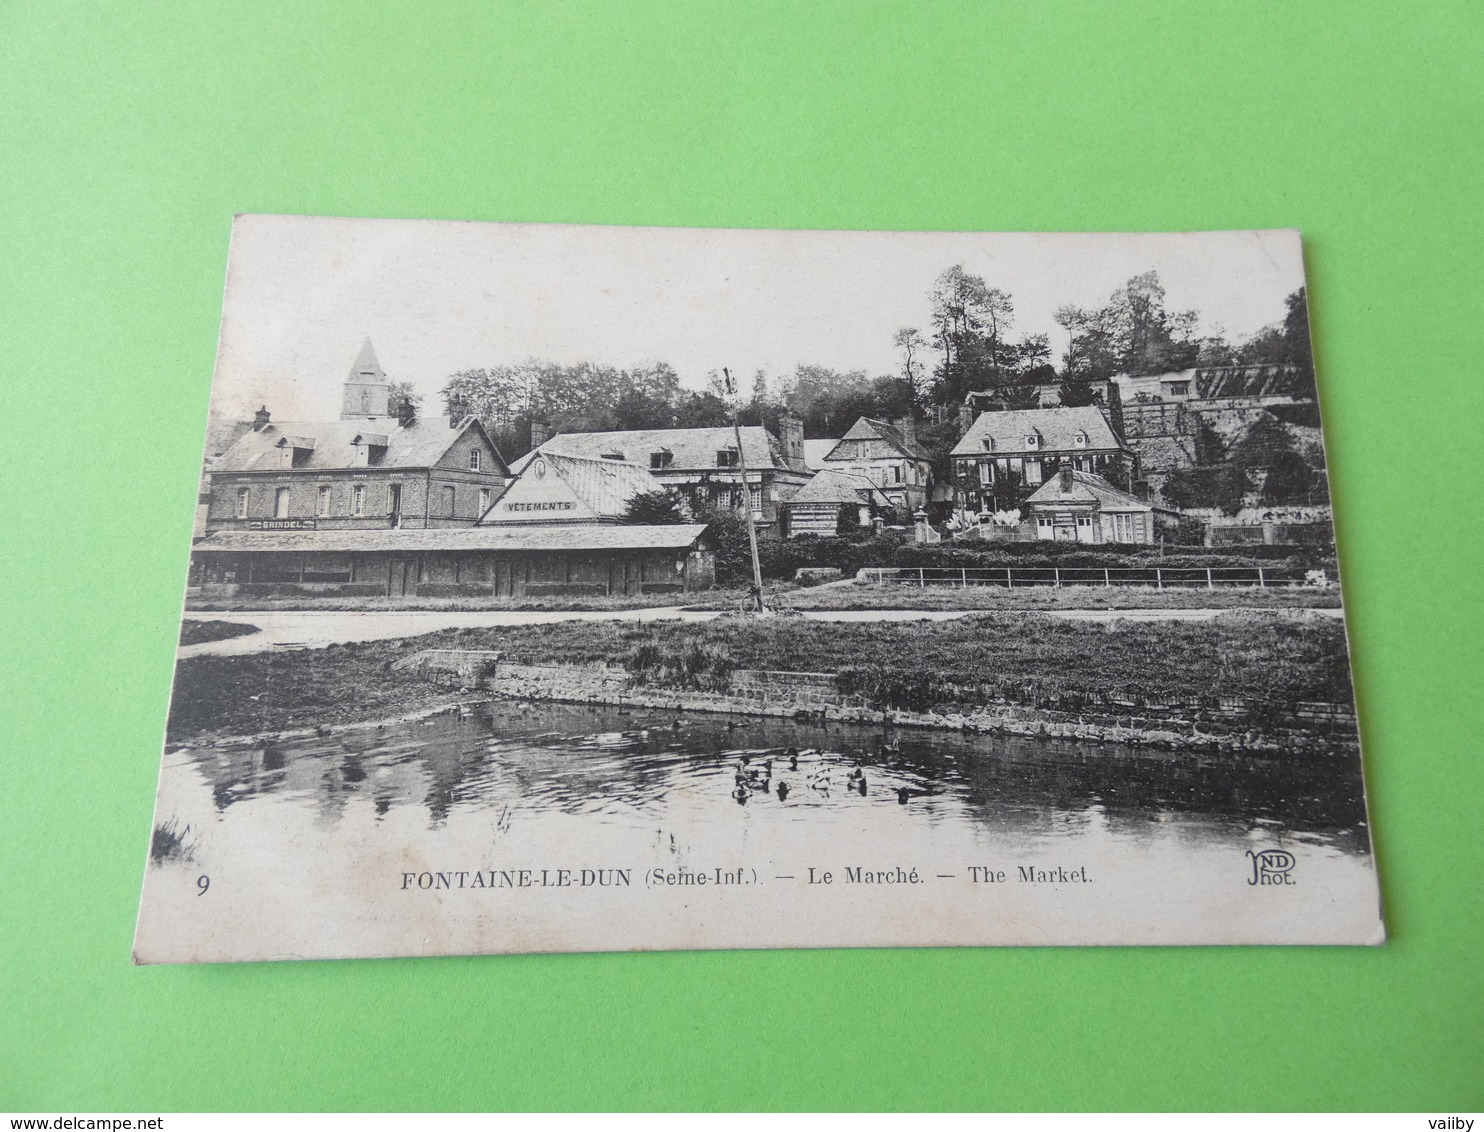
left=135, top=700, right=1383, bottom=961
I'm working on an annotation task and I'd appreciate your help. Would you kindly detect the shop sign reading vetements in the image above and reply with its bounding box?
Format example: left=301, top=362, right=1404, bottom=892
left=248, top=519, right=318, bottom=530
left=504, top=501, right=575, bottom=512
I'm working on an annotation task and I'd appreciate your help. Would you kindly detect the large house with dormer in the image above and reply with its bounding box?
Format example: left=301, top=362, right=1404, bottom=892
left=949, top=405, right=1138, bottom=517
left=202, top=340, right=511, bottom=534
left=813, top=416, right=935, bottom=516
left=514, top=420, right=811, bottom=537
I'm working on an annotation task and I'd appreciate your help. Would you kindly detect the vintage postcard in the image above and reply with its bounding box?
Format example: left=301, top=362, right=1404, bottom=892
left=134, top=216, right=1383, bottom=962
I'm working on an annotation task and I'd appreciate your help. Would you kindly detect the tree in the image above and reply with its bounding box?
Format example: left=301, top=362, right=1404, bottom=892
left=692, top=505, right=752, bottom=585
left=621, top=489, right=688, bottom=525
left=1261, top=449, right=1319, bottom=505
left=675, top=391, right=732, bottom=428
left=1057, top=271, right=1201, bottom=379
left=892, top=327, right=929, bottom=406
left=387, top=380, right=422, bottom=420
left=929, top=264, right=1014, bottom=403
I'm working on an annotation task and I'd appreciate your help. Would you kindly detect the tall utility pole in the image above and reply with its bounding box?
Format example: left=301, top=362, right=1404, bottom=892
left=722, top=367, right=766, bottom=614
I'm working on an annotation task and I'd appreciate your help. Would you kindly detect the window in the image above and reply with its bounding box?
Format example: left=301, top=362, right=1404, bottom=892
left=716, top=449, right=739, bottom=468
left=1167, top=381, right=1190, bottom=397
left=1025, top=434, right=1040, bottom=450
left=236, top=488, right=249, bottom=519
left=444, top=485, right=456, bottom=515
left=893, top=465, right=902, bottom=484
left=317, top=485, right=331, bottom=517
left=274, top=488, right=290, bottom=518
left=1074, top=431, right=1088, bottom=448
left=389, top=484, right=402, bottom=518
left=478, top=487, right=491, bottom=514
left=1025, top=460, right=1043, bottom=485
left=352, top=485, right=365, bottom=517
left=469, top=449, right=481, bottom=472
left=650, top=450, right=673, bottom=469
left=748, top=484, right=763, bottom=514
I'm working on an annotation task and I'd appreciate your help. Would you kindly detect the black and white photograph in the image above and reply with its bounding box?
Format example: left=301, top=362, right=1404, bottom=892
left=134, top=216, right=1383, bottom=961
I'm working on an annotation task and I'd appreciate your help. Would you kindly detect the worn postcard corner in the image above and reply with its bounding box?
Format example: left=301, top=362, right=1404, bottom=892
left=134, top=217, right=1383, bottom=962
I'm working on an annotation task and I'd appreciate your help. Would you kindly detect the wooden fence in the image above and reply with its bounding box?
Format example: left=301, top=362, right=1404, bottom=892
left=857, top=565, right=1306, bottom=589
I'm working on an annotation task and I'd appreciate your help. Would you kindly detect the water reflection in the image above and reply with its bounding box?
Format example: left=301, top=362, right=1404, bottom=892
left=170, top=701, right=1372, bottom=857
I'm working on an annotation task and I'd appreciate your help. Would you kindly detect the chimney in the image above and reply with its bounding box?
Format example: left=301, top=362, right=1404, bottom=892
left=779, top=413, right=804, bottom=470
left=957, top=403, right=974, bottom=437
left=397, top=399, right=417, bottom=428
left=253, top=406, right=271, bottom=431
left=529, top=419, right=552, bottom=449
left=1059, top=466, right=1074, bottom=492
left=894, top=415, right=917, bottom=449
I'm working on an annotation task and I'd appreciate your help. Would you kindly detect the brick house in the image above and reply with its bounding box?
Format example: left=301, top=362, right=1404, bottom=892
left=203, top=342, right=510, bottom=534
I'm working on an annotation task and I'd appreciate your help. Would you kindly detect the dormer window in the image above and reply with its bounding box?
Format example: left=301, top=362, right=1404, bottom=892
left=469, top=449, right=481, bottom=472
left=275, top=435, right=316, bottom=468
left=651, top=449, right=673, bottom=469
left=1025, top=434, right=1040, bottom=450
left=600, top=449, right=625, bottom=462
left=981, top=437, right=995, bottom=451
left=1073, top=431, right=1088, bottom=448
left=717, top=448, right=740, bottom=468
left=351, top=432, right=388, bottom=467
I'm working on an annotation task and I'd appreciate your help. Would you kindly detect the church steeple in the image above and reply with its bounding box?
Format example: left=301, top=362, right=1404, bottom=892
left=340, top=338, right=391, bottom=420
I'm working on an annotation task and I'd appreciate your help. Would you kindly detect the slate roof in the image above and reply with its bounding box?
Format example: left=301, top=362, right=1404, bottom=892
left=1025, top=469, right=1151, bottom=512
left=490, top=452, right=661, bottom=522
left=346, top=338, right=386, bottom=383
left=513, top=425, right=794, bottom=474
left=194, top=524, right=710, bottom=554
left=828, top=417, right=935, bottom=462
left=213, top=416, right=500, bottom=473
left=950, top=405, right=1130, bottom=458
left=788, top=468, right=893, bottom=508
left=203, top=414, right=252, bottom=461
left=803, top=439, right=837, bottom=470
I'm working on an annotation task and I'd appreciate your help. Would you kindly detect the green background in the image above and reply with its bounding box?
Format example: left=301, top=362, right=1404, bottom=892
left=2, top=0, right=1480, bottom=1112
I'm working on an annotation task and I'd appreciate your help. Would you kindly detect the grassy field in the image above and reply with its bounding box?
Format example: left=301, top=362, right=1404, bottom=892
left=164, top=610, right=1356, bottom=742
left=774, top=583, right=1343, bottom=612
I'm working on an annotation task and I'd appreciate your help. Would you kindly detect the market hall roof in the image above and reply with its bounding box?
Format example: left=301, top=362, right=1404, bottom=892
left=481, top=452, right=662, bottom=524
left=950, top=405, right=1131, bottom=458
left=212, top=416, right=503, bottom=472
left=193, top=523, right=711, bottom=554
left=511, top=425, right=795, bottom=474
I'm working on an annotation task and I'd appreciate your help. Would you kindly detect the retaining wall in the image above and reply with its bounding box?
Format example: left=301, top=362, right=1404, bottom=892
left=392, top=650, right=1357, bottom=754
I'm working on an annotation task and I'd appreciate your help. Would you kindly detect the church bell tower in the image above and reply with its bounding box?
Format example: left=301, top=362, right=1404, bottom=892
left=340, top=338, right=391, bottom=420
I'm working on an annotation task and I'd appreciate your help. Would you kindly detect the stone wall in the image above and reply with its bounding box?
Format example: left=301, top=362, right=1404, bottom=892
left=388, top=651, right=1359, bottom=755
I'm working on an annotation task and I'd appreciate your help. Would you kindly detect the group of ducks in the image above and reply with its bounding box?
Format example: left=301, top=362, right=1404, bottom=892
left=728, top=746, right=919, bottom=806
